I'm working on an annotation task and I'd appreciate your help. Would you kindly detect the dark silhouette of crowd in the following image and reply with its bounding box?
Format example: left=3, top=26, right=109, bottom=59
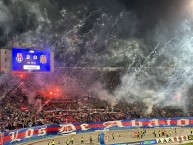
left=0, top=92, right=190, bottom=133
left=0, top=69, right=192, bottom=132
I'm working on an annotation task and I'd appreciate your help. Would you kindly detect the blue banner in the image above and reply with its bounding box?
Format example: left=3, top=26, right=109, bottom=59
left=1, top=117, right=193, bottom=145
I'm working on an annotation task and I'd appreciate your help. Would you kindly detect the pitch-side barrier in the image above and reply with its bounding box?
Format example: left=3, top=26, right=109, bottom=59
left=1, top=117, right=193, bottom=145
left=108, top=135, right=193, bottom=145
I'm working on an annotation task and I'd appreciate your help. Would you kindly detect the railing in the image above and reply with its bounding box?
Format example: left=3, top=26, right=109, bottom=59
left=1, top=117, right=193, bottom=145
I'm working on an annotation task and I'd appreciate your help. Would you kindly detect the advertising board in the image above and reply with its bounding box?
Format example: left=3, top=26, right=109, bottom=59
left=188, top=135, right=193, bottom=140
left=141, top=140, right=157, bottom=145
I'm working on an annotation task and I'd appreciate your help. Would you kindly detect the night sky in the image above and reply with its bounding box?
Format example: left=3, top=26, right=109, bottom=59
left=0, top=0, right=191, bottom=47
left=0, top=0, right=193, bottom=67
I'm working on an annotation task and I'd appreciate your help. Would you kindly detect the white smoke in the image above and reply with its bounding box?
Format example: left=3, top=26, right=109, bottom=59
left=0, top=1, right=12, bottom=36
left=114, top=18, right=193, bottom=114
left=1, top=0, right=193, bottom=115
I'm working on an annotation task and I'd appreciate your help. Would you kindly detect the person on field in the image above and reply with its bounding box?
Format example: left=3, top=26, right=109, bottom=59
left=162, top=129, right=164, bottom=136
left=66, top=139, right=70, bottom=145
left=153, top=130, right=156, bottom=137
left=169, top=130, right=172, bottom=136
left=137, top=131, right=140, bottom=139
left=81, top=137, right=84, bottom=144
left=134, top=131, right=138, bottom=138
left=52, top=139, right=55, bottom=145
left=98, top=134, right=100, bottom=142
left=89, top=136, right=93, bottom=144
left=112, top=133, right=115, bottom=139
left=141, top=130, right=143, bottom=138
left=164, top=130, right=166, bottom=136
left=70, top=137, right=74, bottom=144
left=143, top=129, right=145, bottom=136
left=158, top=130, right=161, bottom=137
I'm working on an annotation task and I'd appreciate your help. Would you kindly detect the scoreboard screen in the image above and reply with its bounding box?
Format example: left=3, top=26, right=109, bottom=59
left=12, top=48, right=51, bottom=72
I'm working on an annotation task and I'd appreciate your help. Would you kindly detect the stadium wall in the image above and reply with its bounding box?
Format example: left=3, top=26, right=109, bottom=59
left=1, top=117, right=193, bottom=145
left=0, top=49, right=11, bottom=72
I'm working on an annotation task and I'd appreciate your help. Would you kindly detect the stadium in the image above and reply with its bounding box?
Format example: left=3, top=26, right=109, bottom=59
left=1, top=0, right=193, bottom=145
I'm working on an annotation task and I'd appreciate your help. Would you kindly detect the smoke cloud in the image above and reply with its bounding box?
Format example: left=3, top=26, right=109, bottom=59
left=1, top=0, right=193, bottom=114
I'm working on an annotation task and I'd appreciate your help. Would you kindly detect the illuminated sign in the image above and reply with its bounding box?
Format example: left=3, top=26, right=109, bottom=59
left=142, top=140, right=157, bottom=145
left=12, top=48, right=50, bottom=72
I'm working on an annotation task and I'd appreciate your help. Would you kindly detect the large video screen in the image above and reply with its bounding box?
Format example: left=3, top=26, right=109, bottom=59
left=12, top=48, right=51, bottom=72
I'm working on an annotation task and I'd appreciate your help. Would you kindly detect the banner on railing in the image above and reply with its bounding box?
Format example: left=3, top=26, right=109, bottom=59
left=1, top=117, right=193, bottom=145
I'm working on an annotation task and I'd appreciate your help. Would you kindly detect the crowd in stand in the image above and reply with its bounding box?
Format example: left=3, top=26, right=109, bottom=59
left=0, top=92, right=190, bottom=133
left=0, top=70, right=191, bottom=132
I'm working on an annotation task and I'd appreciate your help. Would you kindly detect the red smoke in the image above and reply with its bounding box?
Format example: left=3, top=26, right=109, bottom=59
left=40, top=86, right=62, bottom=98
